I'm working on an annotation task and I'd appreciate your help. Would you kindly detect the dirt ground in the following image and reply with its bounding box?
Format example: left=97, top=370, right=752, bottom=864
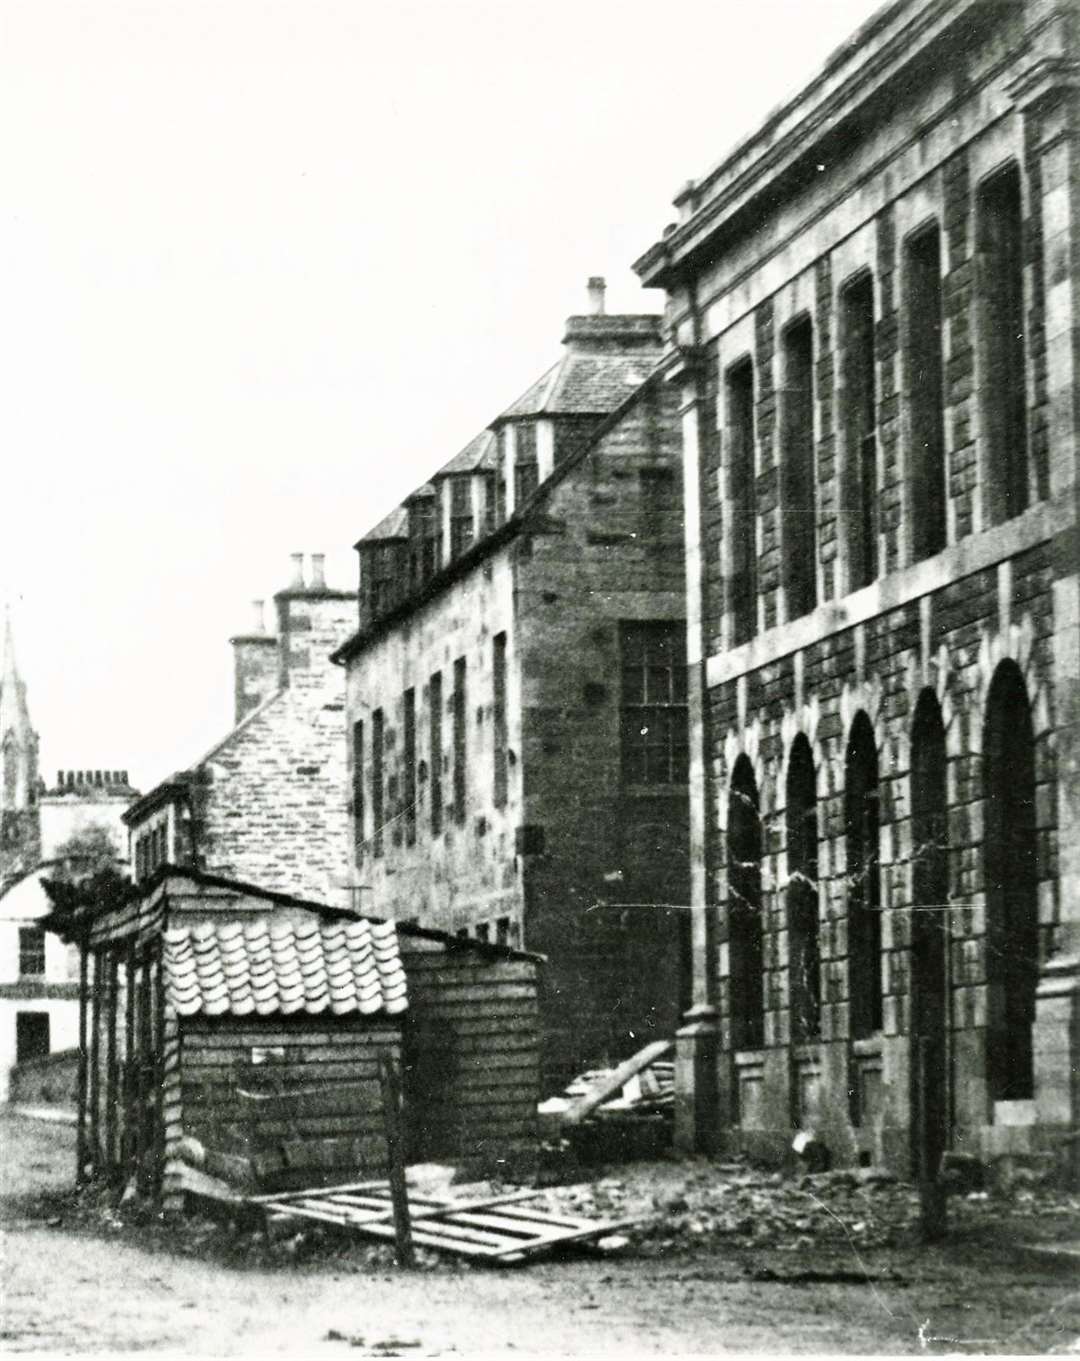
left=2, top=1113, right=1078, bottom=1356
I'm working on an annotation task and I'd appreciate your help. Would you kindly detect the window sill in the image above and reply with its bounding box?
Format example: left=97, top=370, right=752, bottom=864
left=852, top=1034, right=883, bottom=1058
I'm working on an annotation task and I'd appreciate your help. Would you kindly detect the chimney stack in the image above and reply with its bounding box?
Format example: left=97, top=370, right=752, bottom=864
left=587, top=276, right=606, bottom=316
left=310, top=553, right=326, bottom=590
left=290, top=553, right=305, bottom=589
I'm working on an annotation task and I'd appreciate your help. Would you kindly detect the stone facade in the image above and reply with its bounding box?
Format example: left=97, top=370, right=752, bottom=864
left=636, top=0, right=1080, bottom=1176
left=125, top=555, right=356, bottom=906
left=337, top=295, right=691, bottom=1091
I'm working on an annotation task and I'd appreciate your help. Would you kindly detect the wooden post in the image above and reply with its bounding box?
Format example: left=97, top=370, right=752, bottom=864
left=122, top=940, right=137, bottom=1180
left=75, top=940, right=89, bottom=1187
left=105, top=950, right=120, bottom=1179
left=153, top=945, right=167, bottom=1203
left=136, top=952, right=152, bottom=1195
left=917, top=1036, right=947, bottom=1243
left=378, top=1050, right=415, bottom=1269
left=88, top=948, right=102, bottom=1178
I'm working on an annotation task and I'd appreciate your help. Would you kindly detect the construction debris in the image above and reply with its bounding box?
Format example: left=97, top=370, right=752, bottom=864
left=251, top=1180, right=636, bottom=1265
left=539, top=1039, right=675, bottom=1161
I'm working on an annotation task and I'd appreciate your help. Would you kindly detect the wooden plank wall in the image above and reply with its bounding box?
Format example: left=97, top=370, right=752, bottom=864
left=401, top=940, right=540, bottom=1176
left=179, top=1015, right=403, bottom=1190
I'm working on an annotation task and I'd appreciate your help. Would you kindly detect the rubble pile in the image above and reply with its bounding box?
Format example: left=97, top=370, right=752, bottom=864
left=535, top=1162, right=1080, bottom=1256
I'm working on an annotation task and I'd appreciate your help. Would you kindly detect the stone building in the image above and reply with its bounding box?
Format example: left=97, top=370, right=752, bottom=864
left=124, top=555, right=356, bottom=905
left=334, top=283, right=691, bottom=1090
left=0, top=617, right=138, bottom=1097
left=635, top=0, right=1080, bottom=1176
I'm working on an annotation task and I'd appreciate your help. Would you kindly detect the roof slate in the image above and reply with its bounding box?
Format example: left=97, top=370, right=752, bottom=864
left=434, top=429, right=496, bottom=478
left=361, top=506, right=410, bottom=544
left=162, top=916, right=408, bottom=1018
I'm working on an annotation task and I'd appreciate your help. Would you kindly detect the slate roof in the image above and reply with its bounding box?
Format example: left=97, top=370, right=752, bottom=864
left=360, top=505, right=409, bottom=544
left=162, top=916, right=408, bottom=1018
left=499, top=352, right=657, bottom=418
left=434, top=429, right=496, bottom=477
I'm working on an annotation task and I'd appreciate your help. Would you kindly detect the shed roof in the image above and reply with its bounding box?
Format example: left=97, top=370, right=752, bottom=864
left=162, top=915, right=408, bottom=1019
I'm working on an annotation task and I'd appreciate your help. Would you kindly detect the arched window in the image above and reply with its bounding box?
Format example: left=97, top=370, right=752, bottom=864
left=910, top=690, right=949, bottom=1178
left=846, top=712, right=882, bottom=1037
left=728, top=755, right=764, bottom=1049
left=983, top=661, right=1038, bottom=1101
left=786, top=736, right=820, bottom=1040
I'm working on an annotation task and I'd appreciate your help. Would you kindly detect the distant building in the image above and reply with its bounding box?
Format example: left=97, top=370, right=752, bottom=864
left=123, top=554, right=355, bottom=905
left=0, top=618, right=137, bottom=1098
left=635, top=0, right=1080, bottom=1174
left=335, top=282, right=691, bottom=1091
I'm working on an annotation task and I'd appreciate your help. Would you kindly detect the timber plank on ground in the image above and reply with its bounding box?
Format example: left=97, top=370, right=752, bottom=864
left=250, top=1181, right=632, bottom=1266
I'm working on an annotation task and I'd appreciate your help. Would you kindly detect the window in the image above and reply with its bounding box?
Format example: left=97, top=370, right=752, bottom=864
left=372, top=708, right=385, bottom=857
left=370, top=545, right=399, bottom=617
left=495, top=429, right=508, bottom=526
left=449, top=478, right=473, bottom=559
left=846, top=712, right=882, bottom=1038
left=906, top=225, right=946, bottom=562
left=728, top=756, right=764, bottom=1049
left=841, top=273, right=878, bottom=589
left=352, top=720, right=364, bottom=864
left=620, top=622, right=688, bottom=784
left=493, top=632, right=508, bottom=808
left=726, top=359, right=758, bottom=645
left=15, top=1012, right=49, bottom=1064
left=482, top=470, right=497, bottom=535
left=430, top=672, right=443, bottom=835
left=453, top=657, right=467, bottom=825
left=403, top=689, right=416, bottom=847
left=983, top=661, right=1038, bottom=1101
left=515, top=423, right=539, bottom=505
left=18, top=925, right=46, bottom=977
left=786, top=736, right=821, bottom=1041
left=780, top=318, right=817, bottom=620
left=977, top=163, right=1028, bottom=525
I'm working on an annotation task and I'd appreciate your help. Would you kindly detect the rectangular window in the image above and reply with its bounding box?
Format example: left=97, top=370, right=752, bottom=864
left=449, top=477, right=473, bottom=559
left=978, top=163, right=1028, bottom=525
left=515, top=423, right=539, bottom=504
left=372, top=708, right=385, bottom=857
left=352, top=720, right=364, bottom=865
left=453, top=657, right=467, bottom=824
left=906, top=224, right=947, bottom=562
left=403, top=689, right=416, bottom=847
left=493, top=632, right=508, bottom=808
left=726, top=359, right=758, bottom=645
left=495, top=429, right=508, bottom=526
left=18, top=926, right=46, bottom=977
left=841, top=274, right=878, bottom=589
left=780, top=317, right=817, bottom=620
left=482, top=470, right=497, bottom=535
left=430, top=672, right=443, bottom=835
left=620, top=622, right=689, bottom=785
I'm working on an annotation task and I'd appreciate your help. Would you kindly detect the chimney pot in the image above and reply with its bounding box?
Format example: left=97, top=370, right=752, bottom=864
left=587, top=276, right=606, bottom=316
left=57, top=770, right=63, bottom=788
left=252, top=599, right=265, bottom=633
left=290, top=552, right=305, bottom=589
left=310, top=553, right=326, bottom=589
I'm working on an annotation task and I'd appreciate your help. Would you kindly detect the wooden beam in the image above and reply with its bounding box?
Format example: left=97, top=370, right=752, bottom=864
left=105, top=950, right=119, bottom=1178
left=88, top=949, right=102, bottom=1177
left=122, top=939, right=137, bottom=1177
left=378, top=1051, right=415, bottom=1269
left=561, top=1039, right=675, bottom=1126
left=75, top=940, right=88, bottom=1187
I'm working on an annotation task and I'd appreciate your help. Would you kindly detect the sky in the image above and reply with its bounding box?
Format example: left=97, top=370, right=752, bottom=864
left=2, top=0, right=882, bottom=793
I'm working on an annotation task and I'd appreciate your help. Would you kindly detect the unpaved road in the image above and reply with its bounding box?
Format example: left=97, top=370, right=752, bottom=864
left=2, top=1114, right=1077, bottom=1355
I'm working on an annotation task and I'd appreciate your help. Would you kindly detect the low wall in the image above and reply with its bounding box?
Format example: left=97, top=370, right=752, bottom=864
left=9, top=1047, right=79, bottom=1108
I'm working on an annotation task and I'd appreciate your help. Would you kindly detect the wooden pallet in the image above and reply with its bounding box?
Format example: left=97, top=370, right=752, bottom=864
left=251, top=1181, right=634, bottom=1265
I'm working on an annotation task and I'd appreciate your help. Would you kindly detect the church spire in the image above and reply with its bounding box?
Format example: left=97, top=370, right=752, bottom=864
left=0, top=610, right=39, bottom=812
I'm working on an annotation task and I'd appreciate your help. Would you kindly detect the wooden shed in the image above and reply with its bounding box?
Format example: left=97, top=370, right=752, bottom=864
left=62, top=868, right=542, bottom=1211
